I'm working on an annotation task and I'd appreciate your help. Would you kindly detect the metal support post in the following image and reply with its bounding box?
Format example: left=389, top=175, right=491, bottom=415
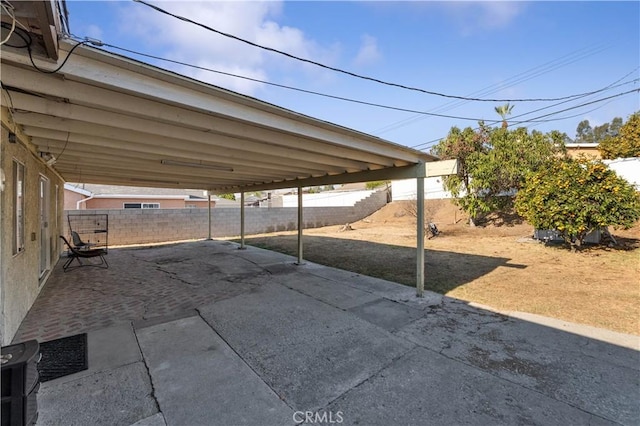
left=296, top=185, right=304, bottom=264
left=416, top=176, right=425, bottom=297
left=240, top=192, right=246, bottom=249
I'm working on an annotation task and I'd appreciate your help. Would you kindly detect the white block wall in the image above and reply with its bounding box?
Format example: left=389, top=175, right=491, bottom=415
left=281, top=190, right=376, bottom=207
left=391, top=178, right=452, bottom=201
left=604, top=158, right=640, bottom=190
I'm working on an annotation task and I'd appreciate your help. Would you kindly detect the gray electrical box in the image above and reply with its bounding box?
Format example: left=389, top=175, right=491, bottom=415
left=1, top=340, right=40, bottom=426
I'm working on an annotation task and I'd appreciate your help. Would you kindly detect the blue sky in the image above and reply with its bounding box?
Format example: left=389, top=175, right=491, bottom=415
left=67, top=1, right=639, bottom=151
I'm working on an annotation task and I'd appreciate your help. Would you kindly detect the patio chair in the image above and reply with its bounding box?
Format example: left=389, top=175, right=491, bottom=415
left=71, top=231, right=95, bottom=250
left=60, top=236, right=108, bottom=271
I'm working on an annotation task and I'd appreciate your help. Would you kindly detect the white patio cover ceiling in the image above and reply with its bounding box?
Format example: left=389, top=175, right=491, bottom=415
left=2, top=41, right=437, bottom=192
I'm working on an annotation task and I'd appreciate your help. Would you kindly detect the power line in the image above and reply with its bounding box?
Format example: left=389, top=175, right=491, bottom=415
left=1, top=23, right=89, bottom=74
left=409, top=68, right=639, bottom=150
left=494, top=68, right=639, bottom=126
left=132, top=0, right=627, bottom=104
left=519, top=89, right=638, bottom=123
left=373, top=43, right=611, bottom=135
left=85, top=40, right=490, bottom=122
left=410, top=88, right=638, bottom=151
left=82, top=38, right=637, bottom=126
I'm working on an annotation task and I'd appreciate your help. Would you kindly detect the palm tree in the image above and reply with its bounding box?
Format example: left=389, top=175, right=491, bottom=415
left=495, top=103, right=514, bottom=129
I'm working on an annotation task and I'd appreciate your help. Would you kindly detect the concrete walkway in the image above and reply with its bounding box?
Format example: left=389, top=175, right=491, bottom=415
left=14, top=240, right=639, bottom=425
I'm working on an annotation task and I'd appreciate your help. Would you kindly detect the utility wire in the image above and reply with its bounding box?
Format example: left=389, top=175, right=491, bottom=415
left=2, top=23, right=89, bottom=74
left=411, top=88, right=638, bottom=151
left=74, top=37, right=638, bottom=125
left=0, top=2, right=16, bottom=45
left=517, top=89, right=638, bottom=124
left=132, top=0, right=627, bottom=104
left=491, top=68, right=639, bottom=127
left=410, top=68, right=639, bottom=150
left=85, top=40, right=487, bottom=122
left=374, top=43, right=611, bottom=135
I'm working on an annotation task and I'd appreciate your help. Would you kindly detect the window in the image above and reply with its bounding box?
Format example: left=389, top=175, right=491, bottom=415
left=123, top=202, right=160, bottom=209
left=13, top=159, right=25, bottom=254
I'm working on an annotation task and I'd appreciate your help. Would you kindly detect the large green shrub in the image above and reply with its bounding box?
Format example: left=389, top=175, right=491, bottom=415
left=515, top=158, right=640, bottom=249
left=598, top=112, right=640, bottom=159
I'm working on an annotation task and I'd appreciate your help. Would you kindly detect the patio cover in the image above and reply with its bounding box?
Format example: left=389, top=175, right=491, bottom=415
left=1, top=41, right=437, bottom=192
left=1, top=39, right=447, bottom=295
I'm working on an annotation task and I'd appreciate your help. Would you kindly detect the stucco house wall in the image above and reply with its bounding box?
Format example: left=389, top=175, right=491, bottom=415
left=565, top=143, right=601, bottom=159
left=1, top=126, right=64, bottom=345
left=64, top=187, right=216, bottom=210
left=86, top=197, right=187, bottom=209
left=64, top=189, right=86, bottom=210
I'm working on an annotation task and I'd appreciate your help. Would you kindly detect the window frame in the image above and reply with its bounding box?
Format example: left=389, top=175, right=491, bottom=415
left=123, top=202, right=160, bottom=209
left=12, top=159, right=25, bottom=255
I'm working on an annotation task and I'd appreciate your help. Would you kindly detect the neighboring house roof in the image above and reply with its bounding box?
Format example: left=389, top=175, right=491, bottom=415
left=65, top=183, right=212, bottom=200
left=64, top=183, right=92, bottom=196
left=565, top=143, right=599, bottom=148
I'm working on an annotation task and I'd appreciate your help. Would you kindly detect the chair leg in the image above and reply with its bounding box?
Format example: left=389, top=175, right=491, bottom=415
left=101, top=254, right=109, bottom=269
left=62, top=254, right=80, bottom=271
left=63, top=253, right=108, bottom=271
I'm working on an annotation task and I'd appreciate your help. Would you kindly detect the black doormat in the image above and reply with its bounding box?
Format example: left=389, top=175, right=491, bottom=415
left=38, top=333, right=88, bottom=382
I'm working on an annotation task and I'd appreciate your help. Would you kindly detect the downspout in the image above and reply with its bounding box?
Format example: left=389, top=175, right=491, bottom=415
left=76, top=195, right=94, bottom=210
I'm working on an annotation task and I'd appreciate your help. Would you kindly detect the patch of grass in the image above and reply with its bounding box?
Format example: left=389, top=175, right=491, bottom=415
left=234, top=221, right=639, bottom=335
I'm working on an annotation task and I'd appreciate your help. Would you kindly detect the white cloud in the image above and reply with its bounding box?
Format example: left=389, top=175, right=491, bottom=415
left=440, top=1, right=526, bottom=35
left=116, top=1, right=337, bottom=95
left=84, top=24, right=103, bottom=40
left=353, top=34, right=381, bottom=67
left=479, top=2, right=524, bottom=29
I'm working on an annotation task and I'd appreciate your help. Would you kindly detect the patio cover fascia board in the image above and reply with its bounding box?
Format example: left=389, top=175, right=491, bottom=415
left=1, top=41, right=438, bottom=192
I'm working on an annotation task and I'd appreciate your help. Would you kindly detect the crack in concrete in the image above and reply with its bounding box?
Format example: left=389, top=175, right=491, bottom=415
left=131, top=326, right=163, bottom=422
left=319, top=344, right=418, bottom=412
left=195, top=309, right=299, bottom=413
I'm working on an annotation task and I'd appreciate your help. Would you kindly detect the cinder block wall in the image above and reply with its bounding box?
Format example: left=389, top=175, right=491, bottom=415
left=64, top=190, right=387, bottom=246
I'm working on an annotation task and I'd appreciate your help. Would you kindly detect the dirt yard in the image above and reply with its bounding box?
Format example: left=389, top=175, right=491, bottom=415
left=239, top=200, right=640, bottom=335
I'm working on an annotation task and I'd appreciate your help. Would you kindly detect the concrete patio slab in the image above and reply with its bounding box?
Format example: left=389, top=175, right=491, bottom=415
left=277, top=270, right=382, bottom=310
left=9, top=240, right=637, bottom=426
left=198, top=283, right=415, bottom=411
left=130, top=413, right=167, bottom=426
left=348, top=298, right=424, bottom=332
left=36, top=362, right=157, bottom=426
left=135, top=314, right=293, bottom=426
left=325, top=347, right=617, bottom=426
left=395, top=300, right=640, bottom=425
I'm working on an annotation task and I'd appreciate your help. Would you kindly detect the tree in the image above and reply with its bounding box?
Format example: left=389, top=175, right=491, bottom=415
left=515, top=157, right=640, bottom=250
left=365, top=180, right=389, bottom=190
left=494, top=103, right=514, bottom=128
left=432, top=123, right=564, bottom=226
left=598, top=112, right=640, bottom=159
left=575, top=120, right=594, bottom=144
left=218, top=193, right=236, bottom=201
left=575, top=116, right=624, bottom=145
left=431, top=123, right=490, bottom=226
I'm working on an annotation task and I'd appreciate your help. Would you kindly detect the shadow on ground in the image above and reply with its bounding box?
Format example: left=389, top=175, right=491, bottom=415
left=10, top=240, right=639, bottom=426
left=240, top=235, right=525, bottom=294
